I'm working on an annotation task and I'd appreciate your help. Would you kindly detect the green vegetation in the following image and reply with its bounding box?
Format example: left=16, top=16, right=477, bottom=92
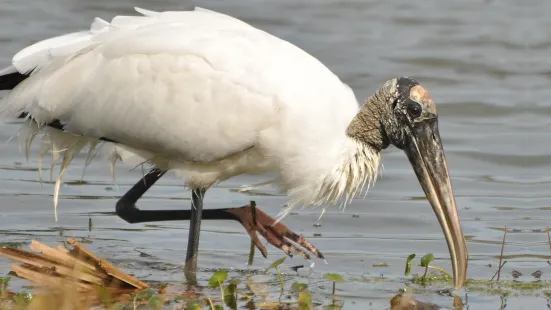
left=264, top=256, right=287, bottom=298
left=323, top=273, right=344, bottom=310
left=404, top=254, right=416, bottom=276
left=2, top=249, right=551, bottom=309
left=403, top=252, right=452, bottom=285
left=402, top=252, right=551, bottom=298
left=323, top=273, right=344, bottom=296
left=0, top=254, right=356, bottom=310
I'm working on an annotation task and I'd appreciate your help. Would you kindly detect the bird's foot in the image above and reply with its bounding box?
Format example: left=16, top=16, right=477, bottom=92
left=226, top=202, right=324, bottom=260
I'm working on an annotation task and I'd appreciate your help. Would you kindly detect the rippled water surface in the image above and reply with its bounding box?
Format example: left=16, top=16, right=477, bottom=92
left=0, top=0, right=546, bottom=309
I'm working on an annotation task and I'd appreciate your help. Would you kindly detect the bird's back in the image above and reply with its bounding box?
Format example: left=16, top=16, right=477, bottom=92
left=2, top=7, right=358, bottom=163
left=1, top=7, right=365, bottom=213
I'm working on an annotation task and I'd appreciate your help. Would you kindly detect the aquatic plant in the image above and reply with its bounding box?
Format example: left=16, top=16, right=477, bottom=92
left=323, top=273, right=344, bottom=297
left=263, top=256, right=287, bottom=299
left=403, top=252, right=452, bottom=286
left=404, top=254, right=416, bottom=276
left=208, top=270, right=228, bottom=305
left=2, top=237, right=551, bottom=309
left=323, top=273, right=345, bottom=309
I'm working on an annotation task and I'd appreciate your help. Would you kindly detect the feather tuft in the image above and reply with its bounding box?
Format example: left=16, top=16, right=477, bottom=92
left=17, top=121, right=104, bottom=221
left=81, top=141, right=100, bottom=181
left=275, top=140, right=380, bottom=222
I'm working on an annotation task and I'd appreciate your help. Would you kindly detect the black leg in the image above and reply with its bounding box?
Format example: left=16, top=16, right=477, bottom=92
left=115, top=169, right=234, bottom=284
left=114, top=169, right=324, bottom=282
left=115, top=168, right=166, bottom=222
left=184, top=188, right=206, bottom=284
left=115, top=169, right=236, bottom=223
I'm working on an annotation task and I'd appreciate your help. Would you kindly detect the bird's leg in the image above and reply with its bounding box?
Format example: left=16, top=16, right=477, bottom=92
left=114, top=169, right=204, bottom=283
left=115, top=168, right=168, bottom=223
left=184, top=188, right=206, bottom=284
left=115, top=171, right=323, bottom=273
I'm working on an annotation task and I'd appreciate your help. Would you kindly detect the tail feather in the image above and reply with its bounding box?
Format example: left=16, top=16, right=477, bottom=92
left=0, top=71, right=30, bottom=91
left=13, top=120, right=157, bottom=222
left=17, top=112, right=118, bottom=144
left=17, top=121, right=105, bottom=221
left=3, top=88, right=121, bottom=222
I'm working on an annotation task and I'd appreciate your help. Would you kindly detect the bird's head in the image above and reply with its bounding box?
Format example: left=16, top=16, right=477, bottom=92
left=347, top=77, right=468, bottom=289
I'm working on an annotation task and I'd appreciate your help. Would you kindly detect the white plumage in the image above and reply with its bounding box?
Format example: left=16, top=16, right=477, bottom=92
left=1, top=7, right=380, bottom=220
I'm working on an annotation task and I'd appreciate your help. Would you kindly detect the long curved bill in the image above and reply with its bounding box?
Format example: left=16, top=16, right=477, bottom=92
left=404, top=118, right=468, bottom=289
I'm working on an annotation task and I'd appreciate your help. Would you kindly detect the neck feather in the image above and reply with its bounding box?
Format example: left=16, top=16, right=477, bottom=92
left=278, top=138, right=380, bottom=220
left=277, top=83, right=396, bottom=221
left=317, top=139, right=381, bottom=205
left=346, top=85, right=393, bottom=150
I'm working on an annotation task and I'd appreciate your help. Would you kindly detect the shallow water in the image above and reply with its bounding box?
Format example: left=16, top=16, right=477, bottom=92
left=0, top=0, right=547, bottom=309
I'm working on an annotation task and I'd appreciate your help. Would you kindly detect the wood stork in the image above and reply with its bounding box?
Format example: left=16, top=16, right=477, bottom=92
left=0, top=7, right=468, bottom=288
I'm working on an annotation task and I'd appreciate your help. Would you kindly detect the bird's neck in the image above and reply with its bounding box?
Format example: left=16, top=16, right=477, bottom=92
left=277, top=91, right=391, bottom=220
left=278, top=137, right=381, bottom=221
left=346, top=90, right=391, bottom=151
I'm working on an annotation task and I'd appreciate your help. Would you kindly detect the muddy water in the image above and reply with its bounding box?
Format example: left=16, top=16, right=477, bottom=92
left=0, top=0, right=546, bottom=309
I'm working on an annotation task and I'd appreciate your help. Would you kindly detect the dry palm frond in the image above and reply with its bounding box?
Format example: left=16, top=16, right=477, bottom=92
left=0, top=238, right=148, bottom=308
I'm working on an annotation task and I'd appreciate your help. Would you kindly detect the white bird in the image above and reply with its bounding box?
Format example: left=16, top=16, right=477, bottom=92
left=0, top=7, right=468, bottom=288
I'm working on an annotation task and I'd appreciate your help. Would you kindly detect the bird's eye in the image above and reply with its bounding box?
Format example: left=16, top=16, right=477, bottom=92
left=407, top=102, right=422, bottom=118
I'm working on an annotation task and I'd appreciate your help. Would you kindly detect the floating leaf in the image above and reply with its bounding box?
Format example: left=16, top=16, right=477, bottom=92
left=229, top=278, right=241, bottom=286
left=323, top=273, right=344, bottom=283
left=405, top=254, right=416, bottom=276
left=420, top=253, right=434, bottom=267
left=257, top=301, right=281, bottom=308
left=291, top=282, right=309, bottom=292
left=373, top=262, right=389, bottom=267
left=209, top=270, right=229, bottom=288
left=264, top=256, right=287, bottom=273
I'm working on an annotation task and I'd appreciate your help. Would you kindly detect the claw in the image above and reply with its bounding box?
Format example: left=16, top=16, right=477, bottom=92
left=281, top=244, right=293, bottom=257
left=292, top=235, right=324, bottom=259
left=226, top=202, right=322, bottom=260
left=267, top=226, right=310, bottom=260
left=245, top=227, right=268, bottom=258
left=284, top=241, right=309, bottom=260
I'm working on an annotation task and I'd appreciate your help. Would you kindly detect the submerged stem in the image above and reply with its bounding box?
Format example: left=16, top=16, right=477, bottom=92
left=415, top=264, right=452, bottom=278
left=218, top=282, right=225, bottom=305
left=547, top=227, right=551, bottom=256
left=426, top=265, right=452, bottom=278
left=207, top=297, right=215, bottom=310
left=275, top=267, right=284, bottom=297
left=332, top=282, right=336, bottom=306
left=497, top=225, right=507, bottom=281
